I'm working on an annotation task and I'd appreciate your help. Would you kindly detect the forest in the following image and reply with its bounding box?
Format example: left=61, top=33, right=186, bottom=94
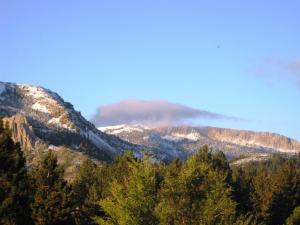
left=1, top=119, right=300, bottom=225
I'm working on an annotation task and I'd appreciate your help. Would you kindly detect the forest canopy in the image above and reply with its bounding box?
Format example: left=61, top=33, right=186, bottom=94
left=1, top=118, right=300, bottom=225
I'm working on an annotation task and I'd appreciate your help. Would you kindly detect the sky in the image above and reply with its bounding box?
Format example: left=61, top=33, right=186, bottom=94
left=0, top=0, right=299, bottom=140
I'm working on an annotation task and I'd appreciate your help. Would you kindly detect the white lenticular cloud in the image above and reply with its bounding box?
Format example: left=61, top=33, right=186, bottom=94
left=91, top=99, right=241, bottom=127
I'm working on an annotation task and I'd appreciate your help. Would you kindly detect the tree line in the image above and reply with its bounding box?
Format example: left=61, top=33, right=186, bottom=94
left=1, top=119, right=300, bottom=225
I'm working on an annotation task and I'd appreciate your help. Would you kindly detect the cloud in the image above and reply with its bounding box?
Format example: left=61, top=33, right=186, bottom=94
left=91, top=99, right=241, bottom=127
left=255, top=58, right=300, bottom=87
left=286, top=60, right=300, bottom=85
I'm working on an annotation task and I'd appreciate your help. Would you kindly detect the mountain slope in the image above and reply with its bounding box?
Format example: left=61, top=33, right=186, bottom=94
left=1, top=81, right=299, bottom=167
left=99, top=124, right=300, bottom=160
left=0, top=81, right=142, bottom=165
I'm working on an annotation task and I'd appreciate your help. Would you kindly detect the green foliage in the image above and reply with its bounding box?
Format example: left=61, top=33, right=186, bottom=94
left=249, top=160, right=300, bottom=225
left=0, top=118, right=33, bottom=225
left=251, top=169, right=273, bottom=222
left=270, top=161, right=300, bottom=224
left=3, top=118, right=300, bottom=225
left=155, top=146, right=236, bottom=225
left=96, top=155, right=159, bottom=225
left=30, top=151, right=74, bottom=225
left=72, top=159, right=105, bottom=224
left=232, top=166, right=257, bottom=215
left=286, top=206, right=300, bottom=225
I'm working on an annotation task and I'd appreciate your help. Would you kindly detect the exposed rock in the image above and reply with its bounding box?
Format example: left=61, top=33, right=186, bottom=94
left=99, top=124, right=300, bottom=160
left=0, top=81, right=143, bottom=166
left=3, top=114, right=37, bottom=153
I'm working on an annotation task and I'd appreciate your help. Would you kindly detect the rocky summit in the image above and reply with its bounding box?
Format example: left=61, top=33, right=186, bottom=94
left=0, top=81, right=144, bottom=171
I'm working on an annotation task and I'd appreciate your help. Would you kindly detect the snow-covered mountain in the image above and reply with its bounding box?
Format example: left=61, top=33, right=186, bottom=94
left=99, top=124, right=300, bottom=161
left=1, top=81, right=300, bottom=167
left=0, top=81, right=143, bottom=165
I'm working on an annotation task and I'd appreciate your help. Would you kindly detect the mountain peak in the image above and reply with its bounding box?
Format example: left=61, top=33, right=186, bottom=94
left=0, top=81, right=143, bottom=165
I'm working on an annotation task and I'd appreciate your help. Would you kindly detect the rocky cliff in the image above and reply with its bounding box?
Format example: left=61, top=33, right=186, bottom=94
left=0, top=81, right=143, bottom=165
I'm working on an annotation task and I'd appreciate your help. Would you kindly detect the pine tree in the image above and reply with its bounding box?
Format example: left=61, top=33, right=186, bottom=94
left=251, top=168, right=273, bottom=223
left=72, top=159, right=104, bottom=224
left=269, top=160, right=300, bottom=225
left=251, top=160, right=300, bottom=224
left=155, top=146, right=236, bottom=225
left=30, top=151, right=74, bottom=225
left=0, top=118, right=33, bottom=225
left=96, top=157, right=159, bottom=225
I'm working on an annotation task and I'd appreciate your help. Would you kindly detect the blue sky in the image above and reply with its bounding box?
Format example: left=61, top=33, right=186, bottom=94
left=0, top=0, right=299, bottom=140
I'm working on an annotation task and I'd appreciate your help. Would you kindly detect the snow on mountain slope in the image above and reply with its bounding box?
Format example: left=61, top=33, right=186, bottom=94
left=204, top=128, right=300, bottom=154
left=2, top=80, right=299, bottom=166
left=162, top=132, right=200, bottom=142
left=31, top=102, right=50, bottom=114
left=99, top=124, right=145, bottom=135
left=0, top=81, right=143, bottom=163
left=98, top=124, right=300, bottom=161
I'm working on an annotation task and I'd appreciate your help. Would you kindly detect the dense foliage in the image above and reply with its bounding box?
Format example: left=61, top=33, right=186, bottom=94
left=2, top=118, right=300, bottom=225
left=30, top=151, right=73, bottom=225
left=0, top=120, right=32, bottom=225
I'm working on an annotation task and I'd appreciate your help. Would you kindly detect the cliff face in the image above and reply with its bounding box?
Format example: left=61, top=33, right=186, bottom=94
left=99, top=124, right=300, bottom=160
left=205, top=128, right=300, bottom=153
left=3, top=115, right=37, bottom=154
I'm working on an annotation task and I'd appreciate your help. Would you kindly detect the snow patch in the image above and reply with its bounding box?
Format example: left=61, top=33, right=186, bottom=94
left=98, top=124, right=144, bottom=134
left=98, top=124, right=127, bottom=132
left=162, top=135, right=184, bottom=142
left=18, top=84, right=49, bottom=99
left=48, top=116, right=76, bottom=132
left=83, top=130, right=116, bottom=153
left=17, top=84, right=59, bottom=101
left=32, top=102, right=50, bottom=113
left=48, top=117, right=60, bottom=124
left=163, top=132, right=200, bottom=142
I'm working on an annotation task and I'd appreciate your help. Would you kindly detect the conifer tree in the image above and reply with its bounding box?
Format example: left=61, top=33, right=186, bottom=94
left=96, top=156, right=159, bottom=225
left=251, top=160, right=300, bottom=224
left=0, top=118, right=33, bottom=225
left=155, top=146, right=236, bottom=225
left=269, top=160, right=300, bottom=225
left=30, top=151, right=73, bottom=225
left=72, top=159, right=105, bottom=223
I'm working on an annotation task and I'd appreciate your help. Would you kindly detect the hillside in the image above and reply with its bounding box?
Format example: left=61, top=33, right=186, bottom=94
left=99, top=124, right=300, bottom=161
left=0, top=81, right=143, bottom=170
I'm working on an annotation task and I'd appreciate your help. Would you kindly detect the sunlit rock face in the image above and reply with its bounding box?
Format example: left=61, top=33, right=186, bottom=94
left=0, top=81, right=144, bottom=165
left=99, top=124, right=300, bottom=162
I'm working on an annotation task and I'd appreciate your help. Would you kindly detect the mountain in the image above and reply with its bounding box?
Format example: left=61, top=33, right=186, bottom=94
left=99, top=124, right=300, bottom=162
left=1, top=81, right=300, bottom=169
left=0, top=81, right=145, bottom=173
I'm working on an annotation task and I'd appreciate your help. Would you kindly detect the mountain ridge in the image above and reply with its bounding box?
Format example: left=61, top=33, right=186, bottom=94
left=0, top=81, right=145, bottom=165
left=1, top=81, right=299, bottom=167
left=99, top=124, right=300, bottom=160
